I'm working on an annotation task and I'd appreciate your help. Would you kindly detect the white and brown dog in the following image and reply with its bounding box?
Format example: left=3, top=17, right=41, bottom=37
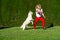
left=20, top=11, right=33, bottom=30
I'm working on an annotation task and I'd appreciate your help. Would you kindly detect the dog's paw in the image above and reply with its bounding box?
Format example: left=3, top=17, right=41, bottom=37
left=23, top=28, right=25, bottom=30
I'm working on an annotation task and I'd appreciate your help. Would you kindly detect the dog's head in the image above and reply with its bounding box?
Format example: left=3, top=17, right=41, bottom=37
left=28, top=11, right=33, bottom=15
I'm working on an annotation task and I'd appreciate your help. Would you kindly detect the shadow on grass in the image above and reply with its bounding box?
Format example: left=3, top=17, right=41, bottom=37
left=0, top=26, right=11, bottom=29
left=26, top=27, right=42, bottom=30
left=46, top=23, right=54, bottom=28
left=0, top=23, right=54, bottom=30
left=26, top=23, right=54, bottom=30
left=0, top=25, right=17, bottom=30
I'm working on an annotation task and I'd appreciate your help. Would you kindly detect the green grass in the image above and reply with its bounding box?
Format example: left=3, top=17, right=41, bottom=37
left=0, top=26, right=60, bottom=40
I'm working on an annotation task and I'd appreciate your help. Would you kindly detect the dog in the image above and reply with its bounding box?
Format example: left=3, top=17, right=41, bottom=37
left=20, top=11, right=33, bottom=30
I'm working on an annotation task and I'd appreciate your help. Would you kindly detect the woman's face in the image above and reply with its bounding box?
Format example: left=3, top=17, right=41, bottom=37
left=37, top=5, right=41, bottom=9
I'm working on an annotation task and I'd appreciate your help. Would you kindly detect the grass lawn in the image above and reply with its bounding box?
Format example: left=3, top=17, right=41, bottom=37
left=0, top=26, right=60, bottom=40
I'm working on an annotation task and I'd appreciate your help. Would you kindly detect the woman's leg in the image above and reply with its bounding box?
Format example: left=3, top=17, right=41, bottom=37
left=39, top=17, right=45, bottom=29
left=34, top=17, right=39, bottom=29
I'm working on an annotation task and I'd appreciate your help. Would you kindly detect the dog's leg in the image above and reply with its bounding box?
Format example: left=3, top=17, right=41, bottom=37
left=20, top=22, right=25, bottom=29
left=32, top=21, right=33, bottom=25
left=22, top=21, right=30, bottom=30
left=20, top=25, right=23, bottom=28
left=23, top=26, right=25, bottom=30
left=30, top=20, right=33, bottom=25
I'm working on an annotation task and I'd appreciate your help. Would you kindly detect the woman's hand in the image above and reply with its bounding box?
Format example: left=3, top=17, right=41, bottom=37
left=42, top=13, right=46, bottom=18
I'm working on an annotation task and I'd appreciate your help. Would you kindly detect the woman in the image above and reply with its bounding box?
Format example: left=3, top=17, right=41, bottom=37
left=34, top=4, right=46, bottom=29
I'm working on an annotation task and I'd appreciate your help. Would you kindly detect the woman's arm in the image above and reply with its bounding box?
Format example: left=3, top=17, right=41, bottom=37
left=42, top=13, right=46, bottom=18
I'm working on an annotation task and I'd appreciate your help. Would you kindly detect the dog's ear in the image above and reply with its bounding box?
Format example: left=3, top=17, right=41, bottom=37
left=29, top=10, right=33, bottom=15
left=29, top=10, right=33, bottom=13
left=29, top=10, right=31, bottom=12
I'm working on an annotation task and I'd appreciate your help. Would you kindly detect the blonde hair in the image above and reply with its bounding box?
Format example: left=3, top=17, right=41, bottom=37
left=35, top=4, right=41, bottom=9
